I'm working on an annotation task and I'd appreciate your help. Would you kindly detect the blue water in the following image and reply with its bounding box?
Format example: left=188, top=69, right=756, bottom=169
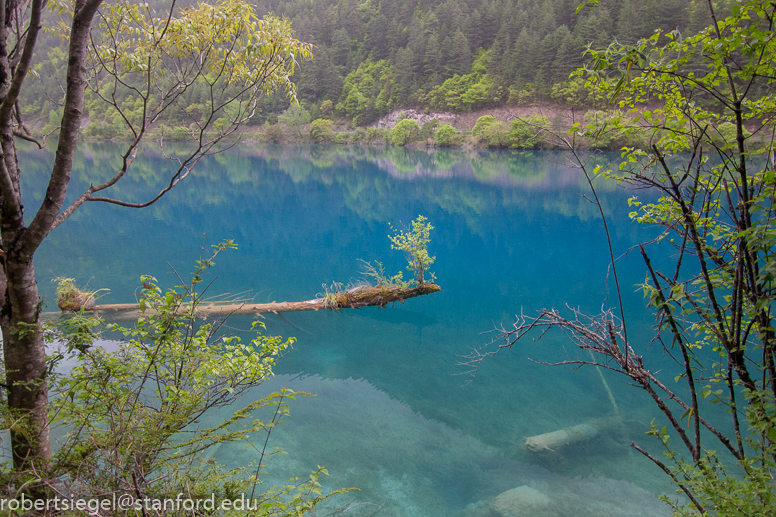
left=25, top=143, right=676, bottom=516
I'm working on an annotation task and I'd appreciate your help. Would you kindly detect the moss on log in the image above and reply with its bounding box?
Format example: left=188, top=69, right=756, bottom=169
left=56, top=283, right=441, bottom=321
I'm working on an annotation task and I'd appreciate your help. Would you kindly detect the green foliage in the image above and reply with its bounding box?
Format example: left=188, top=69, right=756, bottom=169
left=74, top=0, right=312, bottom=140
left=37, top=243, right=345, bottom=512
left=434, top=123, right=457, bottom=147
left=418, top=119, right=440, bottom=141
left=263, top=122, right=284, bottom=143
left=550, top=78, right=609, bottom=107
left=336, top=59, right=396, bottom=126
left=319, top=99, right=334, bottom=117
left=172, top=126, right=193, bottom=141
left=481, top=121, right=509, bottom=148
left=358, top=260, right=410, bottom=289
left=84, top=121, right=122, bottom=140
left=366, top=127, right=389, bottom=144
left=581, top=110, right=648, bottom=150
left=426, top=70, right=496, bottom=113
left=352, top=127, right=366, bottom=143
left=572, top=0, right=776, bottom=513
left=21, top=0, right=721, bottom=129
left=388, top=215, right=435, bottom=285
left=391, top=119, right=420, bottom=146
left=310, top=119, right=335, bottom=143
left=711, top=121, right=752, bottom=151
left=278, top=104, right=311, bottom=138
left=471, top=115, right=497, bottom=139
left=507, top=116, right=551, bottom=149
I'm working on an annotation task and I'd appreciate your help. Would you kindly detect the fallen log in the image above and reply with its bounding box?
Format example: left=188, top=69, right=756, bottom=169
left=524, top=415, right=622, bottom=453
left=48, top=283, right=441, bottom=321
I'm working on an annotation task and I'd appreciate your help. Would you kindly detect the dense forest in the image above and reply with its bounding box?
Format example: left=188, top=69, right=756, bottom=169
left=20, top=0, right=731, bottom=133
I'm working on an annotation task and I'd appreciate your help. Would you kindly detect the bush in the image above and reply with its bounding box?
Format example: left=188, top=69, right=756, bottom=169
left=352, top=127, right=366, bottom=143
left=320, top=99, right=334, bottom=117
left=263, top=122, right=284, bottom=143
left=472, top=115, right=498, bottom=139
left=582, top=110, right=649, bottom=150
left=391, top=119, right=420, bottom=146
left=366, top=127, right=388, bottom=144
left=419, top=119, right=440, bottom=141
left=310, top=119, right=335, bottom=143
left=84, top=121, right=121, bottom=139
left=44, top=244, right=344, bottom=512
left=712, top=121, right=752, bottom=150
left=278, top=104, right=311, bottom=138
left=172, top=125, right=192, bottom=140
left=481, top=120, right=509, bottom=148
left=508, top=116, right=551, bottom=149
left=434, top=123, right=458, bottom=147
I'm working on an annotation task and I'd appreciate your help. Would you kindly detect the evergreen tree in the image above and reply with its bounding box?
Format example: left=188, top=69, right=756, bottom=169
left=423, top=34, right=442, bottom=86
left=366, top=14, right=390, bottom=60
left=551, top=26, right=581, bottom=83
left=331, top=28, right=352, bottom=68
left=466, top=10, right=483, bottom=51
left=448, top=29, right=472, bottom=77
left=511, top=29, right=540, bottom=85
left=616, top=0, right=648, bottom=44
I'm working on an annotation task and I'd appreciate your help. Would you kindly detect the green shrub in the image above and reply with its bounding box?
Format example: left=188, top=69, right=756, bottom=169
left=263, top=122, right=284, bottom=143
left=391, top=119, right=420, bottom=146
left=278, top=104, right=311, bottom=138
left=352, top=127, right=366, bottom=143
left=713, top=121, right=752, bottom=150
left=320, top=99, right=334, bottom=117
left=508, top=116, right=551, bottom=149
left=172, top=125, right=191, bottom=140
left=419, top=119, right=440, bottom=140
left=582, top=110, right=649, bottom=150
left=310, top=119, right=335, bottom=143
left=84, top=121, right=121, bottom=139
left=45, top=244, right=345, bottom=513
left=366, top=127, right=388, bottom=144
left=472, top=115, right=498, bottom=139
left=434, top=123, right=457, bottom=147
left=482, top=120, right=509, bottom=148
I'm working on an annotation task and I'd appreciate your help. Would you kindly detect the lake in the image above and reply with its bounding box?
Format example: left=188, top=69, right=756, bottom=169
left=25, top=143, right=675, bottom=516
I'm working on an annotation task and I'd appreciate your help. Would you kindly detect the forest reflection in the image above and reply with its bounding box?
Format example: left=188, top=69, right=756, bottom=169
left=21, top=142, right=628, bottom=230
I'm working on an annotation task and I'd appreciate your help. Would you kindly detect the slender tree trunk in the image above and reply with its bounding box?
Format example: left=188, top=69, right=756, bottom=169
left=0, top=250, right=51, bottom=469
left=0, top=0, right=101, bottom=476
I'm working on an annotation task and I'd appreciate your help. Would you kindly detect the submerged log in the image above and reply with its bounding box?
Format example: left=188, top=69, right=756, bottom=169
left=52, top=283, right=441, bottom=321
left=524, top=416, right=622, bottom=453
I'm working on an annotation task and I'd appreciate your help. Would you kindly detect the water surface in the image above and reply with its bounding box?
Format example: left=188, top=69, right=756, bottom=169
left=25, top=143, right=675, bottom=516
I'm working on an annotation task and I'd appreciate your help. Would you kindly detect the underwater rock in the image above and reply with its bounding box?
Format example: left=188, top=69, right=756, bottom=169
left=458, top=499, right=493, bottom=517
left=492, top=486, right=553, bottom=517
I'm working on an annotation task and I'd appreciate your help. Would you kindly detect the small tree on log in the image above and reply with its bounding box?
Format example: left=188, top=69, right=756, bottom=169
left=389, top=215, right=435, bottom=285
left=0, top=0, right=310, bottom=481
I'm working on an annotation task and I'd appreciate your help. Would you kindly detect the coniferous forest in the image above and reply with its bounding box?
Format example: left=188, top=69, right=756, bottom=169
left=21, top=0, right=731, bottom=134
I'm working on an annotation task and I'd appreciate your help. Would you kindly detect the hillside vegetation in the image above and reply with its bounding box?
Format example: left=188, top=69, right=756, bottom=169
left=20, top=0, right=732, bottom=138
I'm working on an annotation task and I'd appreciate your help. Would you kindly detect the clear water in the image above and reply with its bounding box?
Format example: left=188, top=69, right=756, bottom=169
left=24, top=143, right=677, bottom=516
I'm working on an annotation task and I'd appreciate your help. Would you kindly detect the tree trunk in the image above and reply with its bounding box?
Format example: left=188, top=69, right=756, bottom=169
left=61, top=283, right=443, bottom=321
left=0, top=0, right=102, bottom=477
left=1, top=248, right=52, bottom=470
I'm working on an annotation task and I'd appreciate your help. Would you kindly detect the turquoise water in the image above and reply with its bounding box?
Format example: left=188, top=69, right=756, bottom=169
left=25, top=143, right=675, bottom=516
